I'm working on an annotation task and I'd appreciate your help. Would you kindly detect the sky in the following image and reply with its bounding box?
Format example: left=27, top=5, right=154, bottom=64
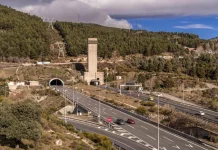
left=1, top=0, right=218, bottom=39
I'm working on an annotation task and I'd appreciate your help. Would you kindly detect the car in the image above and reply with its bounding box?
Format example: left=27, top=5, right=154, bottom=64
left=127, top=119, right=135, bottom=124
left=197, top=111, right=205, bottom=116
left=156, top=93, right=163, bottom=97
left=116, top=119, right=125, bottom=125
left=148, top=96, right=154, bottom=101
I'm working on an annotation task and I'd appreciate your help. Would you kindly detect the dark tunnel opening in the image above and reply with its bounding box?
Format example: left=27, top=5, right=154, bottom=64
left=49, top=78, right=64, bottom=86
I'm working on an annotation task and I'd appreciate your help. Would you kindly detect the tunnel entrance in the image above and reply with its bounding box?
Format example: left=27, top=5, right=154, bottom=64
left=49, top=78, right=64, bottom=86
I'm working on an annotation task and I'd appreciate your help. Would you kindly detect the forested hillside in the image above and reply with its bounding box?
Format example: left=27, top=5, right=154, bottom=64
left=0, top=5, right=49, bottom=61
left=55, top=22, right=203, bottom=58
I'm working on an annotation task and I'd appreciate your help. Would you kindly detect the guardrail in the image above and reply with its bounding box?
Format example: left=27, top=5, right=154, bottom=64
left=60, top=90, right=157, bottom=150
left=90, top=97, right=218, bottom=150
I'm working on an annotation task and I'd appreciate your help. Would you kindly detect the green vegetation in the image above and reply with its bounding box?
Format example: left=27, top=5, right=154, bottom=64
left=135, top=106, right=148, bottom=116
left=54, top=22, right=204, bottom=58
left=82, top=132, right=115, bottom=150
left=136, top=54, right=218, bottom=80
left=0, top=5, right=49, bottom=61
left=0, top=100, right=42, bottom=145
left=140, top=101, right=156, bottom=107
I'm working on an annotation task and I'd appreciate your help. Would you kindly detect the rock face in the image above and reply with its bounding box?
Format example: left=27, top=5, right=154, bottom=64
left=55, top=139, right=63, bottom=146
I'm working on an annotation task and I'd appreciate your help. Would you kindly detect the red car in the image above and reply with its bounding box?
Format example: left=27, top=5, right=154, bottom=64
left=127, top=119, right=135, bottom=124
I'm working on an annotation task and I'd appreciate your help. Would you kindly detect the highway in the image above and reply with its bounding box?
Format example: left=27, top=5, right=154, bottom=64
left=105, top=86, right=218, bottom=124
left=65, top=118, right=147, bottom=150
left=54, top=86, right=212, bottom=150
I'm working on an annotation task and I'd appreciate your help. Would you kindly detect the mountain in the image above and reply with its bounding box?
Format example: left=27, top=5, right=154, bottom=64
left=211, top=37, right=218, bottom=42
left=0, top=5, right=49, bottom=61
left=54, top=22, right=204, bottom=58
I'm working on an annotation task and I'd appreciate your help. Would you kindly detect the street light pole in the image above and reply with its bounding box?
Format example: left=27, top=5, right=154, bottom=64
left=64, top=86, right=67, bottom=123
left=76, top=88, right=78, bottom=116
left=158, top=94, right=160, bottom=150
left=98, top=86, right=101, bottom=123
left=183, top=80, right=184, bottom=103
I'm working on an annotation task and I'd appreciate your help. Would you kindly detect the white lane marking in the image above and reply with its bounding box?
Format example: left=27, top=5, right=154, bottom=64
left=127, top=124, right=135, bottom=129
left=105, top=128, right=108, bottom=131
left=141, top=126, right=148, bottom=130
left=163, top=136, right=174, bottom=142
left=160, top=147, right=167, bottom=150
left=103, top=111, right=107, bottom=114
left=172, top=145, right=180, bottom=149
left=112, top=112, right=116, bottom=114
left=61, top=87, right=206, bottom=150
left=89, top=99, right=209, bottom=150
left=185, top=144, right=193, bottom=148
left=147, top=135, right=156, bottom=140
left=120, top=133, right=131, bottom=136
left=114, top=117, right=117, bottom=120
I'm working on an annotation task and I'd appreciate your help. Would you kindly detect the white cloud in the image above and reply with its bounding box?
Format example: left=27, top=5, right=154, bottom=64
left=15, top=0, right=132, bottom=29
left=174, top=24, right=215, bottom=29
left=2, top=0, right=218, bottom=29
left=78, top=0, right=218, bottom=18
left=136, top=24, right=143, bottom=29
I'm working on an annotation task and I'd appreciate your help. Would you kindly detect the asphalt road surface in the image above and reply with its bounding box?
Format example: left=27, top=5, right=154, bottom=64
left=66, top=118, right=147, bottom=150
left=105, top=86, right=218, bottom=124
left=54, top=86, right=212, bottom=150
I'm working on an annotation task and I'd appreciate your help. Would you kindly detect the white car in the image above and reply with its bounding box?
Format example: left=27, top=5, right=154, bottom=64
left=157, top=93, right=163, bottom=97
left=198, top=111, right=205, bottom=116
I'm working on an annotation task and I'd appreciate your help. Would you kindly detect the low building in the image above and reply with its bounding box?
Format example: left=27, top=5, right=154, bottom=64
left=116, top=76, right=122, bottom=80
left=27, top=81, right=40, bottom=86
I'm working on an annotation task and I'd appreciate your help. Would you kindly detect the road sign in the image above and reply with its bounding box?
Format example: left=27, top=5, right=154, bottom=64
left=107, top=117, right=112, bottom=122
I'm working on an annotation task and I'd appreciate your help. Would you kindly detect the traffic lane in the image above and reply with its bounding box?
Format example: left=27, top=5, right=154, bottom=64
left=62, top=88, right=169, bottom=149
left=127, top=92, right=218, bottom=123
left=108, top=87, right=218, bottom=118
left=56, top=87, right=210, bottom=150
left=122, top=89, right=218, bottom=120
left=97, top=102, right=205, bottom=150
left=67, top=120, right=147, bottom=150
left=72, top=92, right=208, bottom=150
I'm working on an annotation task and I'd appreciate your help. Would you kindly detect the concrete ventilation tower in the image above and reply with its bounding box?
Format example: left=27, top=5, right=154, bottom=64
left=84, top=38, right=104, bottom=85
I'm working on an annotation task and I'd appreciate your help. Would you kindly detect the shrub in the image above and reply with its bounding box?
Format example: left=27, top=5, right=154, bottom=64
left=134, top=100, right=139, bottom=103
left=135, top=106, right=148, bottom=116
left=149, top=106, right=158, bottom=113
left=209, top=135, right=218, bottom=143
left=160, top=108, right=173, bottom=115
left=140, top=101, right=156, bottom=107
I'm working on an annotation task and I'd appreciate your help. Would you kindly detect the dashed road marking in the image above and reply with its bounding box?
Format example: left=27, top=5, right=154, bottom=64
left=172, top=145, right=180, bottom=149
left=141, top=126, right=148, bottom=130
left=163, top=136, right=174, bottom=142
left=127, top=124, right=135, bottom=129
left=147, top=135, right=156, bottom=140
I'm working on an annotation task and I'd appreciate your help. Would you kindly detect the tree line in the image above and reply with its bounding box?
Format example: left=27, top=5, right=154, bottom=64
left=136, top=54, right=218, bottom=80
left=0, top=5, right=50, bottom=61
left=55, top=22, right=207, bottom=58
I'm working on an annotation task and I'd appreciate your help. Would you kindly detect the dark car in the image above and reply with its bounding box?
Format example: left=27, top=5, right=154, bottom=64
left=127, top=119, right=135, bottom=124
left=116, top=119, right=125, bottom=125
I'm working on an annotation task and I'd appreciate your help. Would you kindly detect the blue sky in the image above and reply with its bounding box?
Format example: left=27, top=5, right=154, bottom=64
left=128, top=16, right=218, bottom=39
